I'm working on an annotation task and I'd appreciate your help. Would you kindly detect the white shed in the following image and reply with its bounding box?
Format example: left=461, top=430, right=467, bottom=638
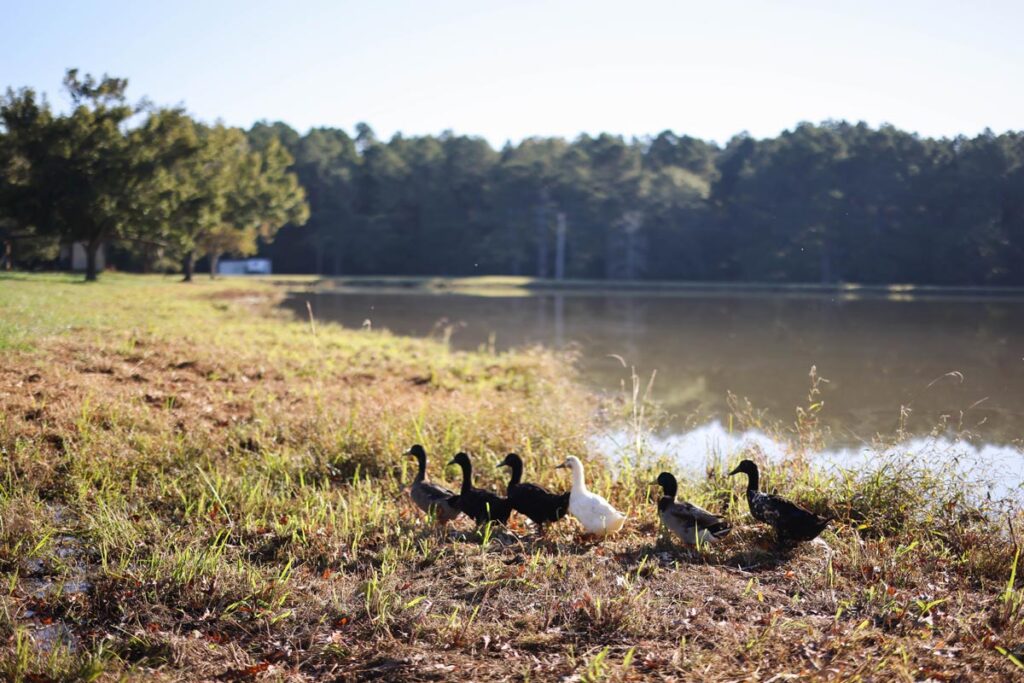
left=217, top=258, right=272, bottom=275
left=60, top=242, right=106, bottom=272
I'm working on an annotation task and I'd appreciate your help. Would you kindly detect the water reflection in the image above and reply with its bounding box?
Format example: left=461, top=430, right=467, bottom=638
left=284, top=289, right=1024, bottom=448
left=595, top=422, right=1023, bottom=498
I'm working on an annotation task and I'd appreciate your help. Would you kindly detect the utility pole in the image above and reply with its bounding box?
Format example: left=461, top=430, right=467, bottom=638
left=535, top=196, right=548, bottom=278
left=554, top=212, right=567, bottom=280
left=625, top=213, right=637, bottom=280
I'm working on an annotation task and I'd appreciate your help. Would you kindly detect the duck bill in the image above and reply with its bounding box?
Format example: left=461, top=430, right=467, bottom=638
left=446, top=459, right=458, bottom=467
left=728, top=466, right=741, bottom=476
left=554, top=463, right=568, bottom=470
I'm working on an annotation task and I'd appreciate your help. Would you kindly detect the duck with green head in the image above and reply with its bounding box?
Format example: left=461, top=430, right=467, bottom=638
left=652, top=472, right=731, bottom=547
left=404, top=445, right=461, bottom=524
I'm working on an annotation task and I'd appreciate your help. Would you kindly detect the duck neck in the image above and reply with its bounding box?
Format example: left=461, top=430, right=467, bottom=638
left=458, top=462, right=474, bottom=494
left=414, top=454, right=426, bottom=482
left=570, top=464, right=588, bottom=493
left=745, top=468, right=760, bottom=493
left=506, top=461, right=522, bottom=488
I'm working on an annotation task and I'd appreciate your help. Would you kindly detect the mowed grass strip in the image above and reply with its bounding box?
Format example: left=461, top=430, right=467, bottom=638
left=0, top=273, right=1021, bottom=681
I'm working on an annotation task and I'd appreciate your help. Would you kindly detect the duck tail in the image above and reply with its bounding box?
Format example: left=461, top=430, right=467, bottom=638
left=709, top=520, right=732, bottom=539
left=796, top=516, right=830, bottom=542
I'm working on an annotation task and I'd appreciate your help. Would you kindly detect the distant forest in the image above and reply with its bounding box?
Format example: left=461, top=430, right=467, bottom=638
left=256, top=120, right=1024, bottom=285
left=3, top=71, right=1024, bottom=285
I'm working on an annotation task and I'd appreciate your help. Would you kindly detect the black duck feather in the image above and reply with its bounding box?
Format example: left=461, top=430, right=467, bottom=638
left=448, top=452, right=512, bottom=525
left=499, top=453, right=570, bottom=529
left=729, top=459, right=829, bottom=545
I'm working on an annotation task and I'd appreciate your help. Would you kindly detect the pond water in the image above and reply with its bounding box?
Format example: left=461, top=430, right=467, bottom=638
left=283, top=287, right=1024, bottom=489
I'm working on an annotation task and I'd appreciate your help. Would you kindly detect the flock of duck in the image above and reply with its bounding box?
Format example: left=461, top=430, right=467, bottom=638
left=404, top=446, right=831, bottom=548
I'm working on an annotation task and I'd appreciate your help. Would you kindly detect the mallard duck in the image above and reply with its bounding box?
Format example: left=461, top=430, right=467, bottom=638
left=653, top=472, right=731, bottom=547
left=729, top=459, right=829, bottom=545
left=498, top=453, right=569, bottom=533
left=404, top=445, right=461, bottom=524
left=555, top=456, right=626, bottom=537
left=447, top=452, right=512, bottom=526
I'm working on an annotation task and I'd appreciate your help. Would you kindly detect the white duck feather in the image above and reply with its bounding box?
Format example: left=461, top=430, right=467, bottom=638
left=557, top=456, right=626, bottom=537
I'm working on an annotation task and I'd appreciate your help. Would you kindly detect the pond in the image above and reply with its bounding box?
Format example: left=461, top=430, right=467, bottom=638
left=283, top=287, right=1024, bottom=490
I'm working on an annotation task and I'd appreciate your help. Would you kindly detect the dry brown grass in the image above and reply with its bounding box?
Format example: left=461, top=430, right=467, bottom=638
left=0, top=274, right=1022, bottom=681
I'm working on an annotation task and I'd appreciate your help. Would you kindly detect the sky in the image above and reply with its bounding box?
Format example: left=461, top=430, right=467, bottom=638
left=2, top=0, right=1022, bottom=147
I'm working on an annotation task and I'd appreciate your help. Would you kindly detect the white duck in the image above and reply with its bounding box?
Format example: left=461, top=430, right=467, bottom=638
left=555, top=456, right=626, bottom=537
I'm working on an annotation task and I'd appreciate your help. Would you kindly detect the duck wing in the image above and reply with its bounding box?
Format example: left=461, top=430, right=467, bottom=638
left=571, top=490, right=625, bottom=534
left=452, top=489, right=483, bottom=522
left=664, top=501, right=731, bottom=539
left=420, top=481, right=456, bottom=500
left=411, top=481, right=461, bottom=522
left=508, top=483, right=570, bottom=524
left=458, top=488, right=512, bottom=525
left=483, top=491, right=513, bottom=525
left=510, top=482, right=553, bottom=498
left=759, top=493, right=829, bottom=542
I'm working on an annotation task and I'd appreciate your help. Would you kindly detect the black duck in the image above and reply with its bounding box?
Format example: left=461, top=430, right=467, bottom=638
left=729, top=459, right=829, bottom=545
left=498, top=453, right=569, bottom=533
left=447, top=452, right=512, bottom=526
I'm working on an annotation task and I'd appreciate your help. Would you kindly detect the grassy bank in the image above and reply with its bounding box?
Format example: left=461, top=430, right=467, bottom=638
left=0, top=273, right=1022, bottom=681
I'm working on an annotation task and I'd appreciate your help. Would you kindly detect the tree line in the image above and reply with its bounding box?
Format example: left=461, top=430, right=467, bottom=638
left=3, top=70, right=1024, bottom=285
left=0, top=70, right=308, bottom=281
left=261, top=120, right=1024, bottom=285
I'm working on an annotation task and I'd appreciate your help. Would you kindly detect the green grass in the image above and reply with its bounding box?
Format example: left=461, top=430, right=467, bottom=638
left=0, top=272, right=1021, bottom=681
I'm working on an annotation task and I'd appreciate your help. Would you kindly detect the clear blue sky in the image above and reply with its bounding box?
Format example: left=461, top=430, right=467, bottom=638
left=2, top=0, right=1021, bottom=146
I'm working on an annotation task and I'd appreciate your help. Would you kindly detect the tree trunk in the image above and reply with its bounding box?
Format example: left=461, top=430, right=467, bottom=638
left=182, top=251, right=195, bottom=282
left=209, top=252, right=221, bottom=279
left=84, top=239, right=101, bottom=282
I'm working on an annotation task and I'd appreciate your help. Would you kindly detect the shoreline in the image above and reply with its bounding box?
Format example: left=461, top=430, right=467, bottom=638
left=278, top=274, right=1024, bottom=301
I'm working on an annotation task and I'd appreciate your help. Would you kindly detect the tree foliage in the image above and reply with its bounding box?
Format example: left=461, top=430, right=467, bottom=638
left=0, top=70, right=308, bottom=281
left=3, top=70, right=1023, bottom=285
left=256, top=120, right=1024, bottom=285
